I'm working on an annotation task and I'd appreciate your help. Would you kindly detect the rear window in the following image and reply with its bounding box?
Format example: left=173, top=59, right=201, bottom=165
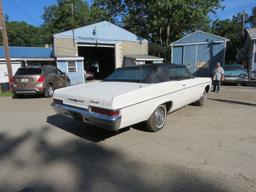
left=104, top=68, right=152, bottom=83
left=15, top=68, right=42, bottom=75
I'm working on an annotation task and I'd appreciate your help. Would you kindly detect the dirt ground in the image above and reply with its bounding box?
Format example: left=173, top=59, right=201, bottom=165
left=0, top=85, right=255, bottom=192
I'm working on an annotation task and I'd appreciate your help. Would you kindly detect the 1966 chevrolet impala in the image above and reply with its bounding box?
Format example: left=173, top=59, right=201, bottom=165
left=52, top=64, right=211, bottom=132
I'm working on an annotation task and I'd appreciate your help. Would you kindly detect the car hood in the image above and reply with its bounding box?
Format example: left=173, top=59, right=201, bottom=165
left=53, top=81, right=149, bottom=109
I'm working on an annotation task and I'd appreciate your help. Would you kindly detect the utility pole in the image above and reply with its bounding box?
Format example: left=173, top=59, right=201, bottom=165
left=71, top=0, right=75, bottom=47
left=0, top=0, right=13, bottom=90
left=241, top=10, right=245, bottom=46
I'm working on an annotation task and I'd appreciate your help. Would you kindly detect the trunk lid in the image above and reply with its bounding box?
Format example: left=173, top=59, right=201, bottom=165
left=54, top=81, right=149, bottom=109
left=14, top=75, right=41, bottom=89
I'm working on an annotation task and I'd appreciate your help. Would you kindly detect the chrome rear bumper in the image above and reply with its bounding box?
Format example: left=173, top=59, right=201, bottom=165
left=51, top=103, right=121, bottom=131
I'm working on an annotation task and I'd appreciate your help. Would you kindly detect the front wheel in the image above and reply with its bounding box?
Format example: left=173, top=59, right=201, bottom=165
left=44, top=84, right=54, bottom=98
left=195, top=90, right=207, bottom=106
left=146, top=104, right=167, bottom=132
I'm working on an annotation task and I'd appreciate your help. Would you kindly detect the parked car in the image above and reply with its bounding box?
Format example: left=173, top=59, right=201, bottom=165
left=223, top=64, right=248, bottom=85
left=52, top=64, right=211, bottom=132
left=12, top=65, right=70, bottom=98
left=84, top=70, right=95, bottom=80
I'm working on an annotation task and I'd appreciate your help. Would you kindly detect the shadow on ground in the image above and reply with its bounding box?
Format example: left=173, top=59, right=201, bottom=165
left=47, top=114, right=130, bottom=142
left=209, top=98, right=256, bottom=107
left=0, top=127, right=231, bottom=192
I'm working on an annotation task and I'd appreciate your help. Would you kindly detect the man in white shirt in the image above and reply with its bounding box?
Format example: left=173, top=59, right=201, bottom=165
left=212, top=62, right=224, bottom=92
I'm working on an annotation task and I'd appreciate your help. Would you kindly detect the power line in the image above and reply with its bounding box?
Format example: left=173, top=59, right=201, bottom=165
left=12, top=0, right=41, bottom=25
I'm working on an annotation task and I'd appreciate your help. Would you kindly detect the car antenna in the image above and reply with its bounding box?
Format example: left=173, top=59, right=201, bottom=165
left=139, top=63, right=142, bottom=88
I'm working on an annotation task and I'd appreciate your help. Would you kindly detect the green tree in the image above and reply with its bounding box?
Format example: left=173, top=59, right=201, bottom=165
left=211, top=13, right=249, bottom=63
left=124, top=0, right=222, bottom=46
left=41, top=0, right=90, bottom=43
left=93, top=0, right=223, bottom=60
left=249, top=7, right=256, bottom=27
left=89, top=0, right=125, bottom=24
left=2, top=21, right=45, bottom=47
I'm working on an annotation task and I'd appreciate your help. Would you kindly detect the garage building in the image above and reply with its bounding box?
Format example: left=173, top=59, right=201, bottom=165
left=171, top=30, right=230, bottom=77
left=53, top=21, right=148, bottom=80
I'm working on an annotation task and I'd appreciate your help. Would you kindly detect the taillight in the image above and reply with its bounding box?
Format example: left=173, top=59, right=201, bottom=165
left=90, top=106, right=120, bottom=116
left=10, top=76, right=15, bottom=84
left=37, top=75, right=45, bottom=83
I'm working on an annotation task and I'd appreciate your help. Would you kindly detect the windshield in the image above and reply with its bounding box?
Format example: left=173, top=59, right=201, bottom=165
left=15, top=68, right=42, bottom=75
left=104, top=67, right=152, bottom=83
left=223, top=65, right=243, bottom=71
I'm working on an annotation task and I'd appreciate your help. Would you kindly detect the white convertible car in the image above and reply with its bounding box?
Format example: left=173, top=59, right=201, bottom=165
left=52, top=64, right=211, bottom=132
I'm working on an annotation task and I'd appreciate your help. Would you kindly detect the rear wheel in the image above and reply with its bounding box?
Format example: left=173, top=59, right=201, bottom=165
left=146, top=104, right=167, bottom=132
left=45, top=84, right=54, bottom=98
left=195, top=90, right=207, bottom=106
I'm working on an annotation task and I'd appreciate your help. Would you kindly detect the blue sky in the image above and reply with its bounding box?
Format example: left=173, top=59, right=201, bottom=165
left=2, top=0, right=256, bottom=26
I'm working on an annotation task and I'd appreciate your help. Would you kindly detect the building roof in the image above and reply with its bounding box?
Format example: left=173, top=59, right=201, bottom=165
left=54, top=21, right=148, bottom=44
left=0, top=46, right=53, bottom=59
left=124, top=55, right=164, bottom=61
left=171, top=30, right=230, bottom=46
left=246, top=28, right=256, bottom=40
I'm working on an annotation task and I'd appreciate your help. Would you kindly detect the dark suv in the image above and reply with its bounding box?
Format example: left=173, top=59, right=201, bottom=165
left=12, top=65, right=70, bottom=97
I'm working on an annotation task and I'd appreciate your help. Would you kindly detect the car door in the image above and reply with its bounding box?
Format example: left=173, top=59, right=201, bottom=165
left=168, top=66, right=198, bottom=107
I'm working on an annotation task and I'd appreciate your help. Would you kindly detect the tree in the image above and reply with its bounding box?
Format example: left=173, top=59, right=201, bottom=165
left=41, top=0, right=90, bottom=43
left=0, top=21, right=45, bottom=47
left=211, top=13, right=249, bottom=63
left=124, top=0, right=222, bottom=46
left=249, top=7, right=256, bottom=27
left=93, top=0, right=223, bottom=60
left=89, top=0, right=125, bottom=25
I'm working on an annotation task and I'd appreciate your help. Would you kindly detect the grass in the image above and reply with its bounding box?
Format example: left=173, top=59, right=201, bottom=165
left=0, top=90, right=13, bottom=97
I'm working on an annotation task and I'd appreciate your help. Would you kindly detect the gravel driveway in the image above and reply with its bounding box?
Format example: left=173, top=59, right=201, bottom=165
left=0, top=86, right=255, bottom=192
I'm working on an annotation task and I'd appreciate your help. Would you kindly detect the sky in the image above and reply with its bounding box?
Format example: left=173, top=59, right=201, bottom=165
left=2, top=0, right=256, bottom=26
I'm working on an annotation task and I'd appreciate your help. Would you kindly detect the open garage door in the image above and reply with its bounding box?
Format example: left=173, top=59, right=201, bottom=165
left=78, top=45, right=115, bottom=80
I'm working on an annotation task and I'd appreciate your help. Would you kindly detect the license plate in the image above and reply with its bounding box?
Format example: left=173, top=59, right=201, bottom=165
left=20, top=79, right=29, bottom=83
left=71, top=112, right=83, bottom=121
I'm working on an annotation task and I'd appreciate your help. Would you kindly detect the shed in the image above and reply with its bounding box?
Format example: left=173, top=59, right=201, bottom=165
left=171, top=30, right=230, bottom=77
left=123, top=55, right=164, bottom=66
left=54, top=21, right=148, bottom=80
left=0, top=46, right=54, bottom=84
left=56, top=57, right=85, bottom=85
left=238, top=28, right=256, bottom=79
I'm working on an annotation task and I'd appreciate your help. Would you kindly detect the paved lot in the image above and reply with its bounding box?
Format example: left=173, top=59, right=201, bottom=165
left=0, top=86, right=255, bottom=192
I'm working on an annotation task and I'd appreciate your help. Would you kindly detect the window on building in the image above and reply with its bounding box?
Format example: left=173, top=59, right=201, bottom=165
left=68, top=61, right=77, bottom=72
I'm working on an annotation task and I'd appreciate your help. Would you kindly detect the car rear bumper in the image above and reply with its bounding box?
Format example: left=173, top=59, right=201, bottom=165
left=12, top=89, right=44, bottom=95
left=51, top=103, right=121, bottom=131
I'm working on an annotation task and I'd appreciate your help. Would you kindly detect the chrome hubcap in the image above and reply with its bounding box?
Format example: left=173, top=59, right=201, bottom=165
left=154, top=106, right=166, bottom=128
left=201, top=91, right=207, bottom=102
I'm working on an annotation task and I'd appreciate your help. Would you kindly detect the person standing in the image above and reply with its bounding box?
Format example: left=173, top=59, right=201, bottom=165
left=212, top=62, right=224, bottom=92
